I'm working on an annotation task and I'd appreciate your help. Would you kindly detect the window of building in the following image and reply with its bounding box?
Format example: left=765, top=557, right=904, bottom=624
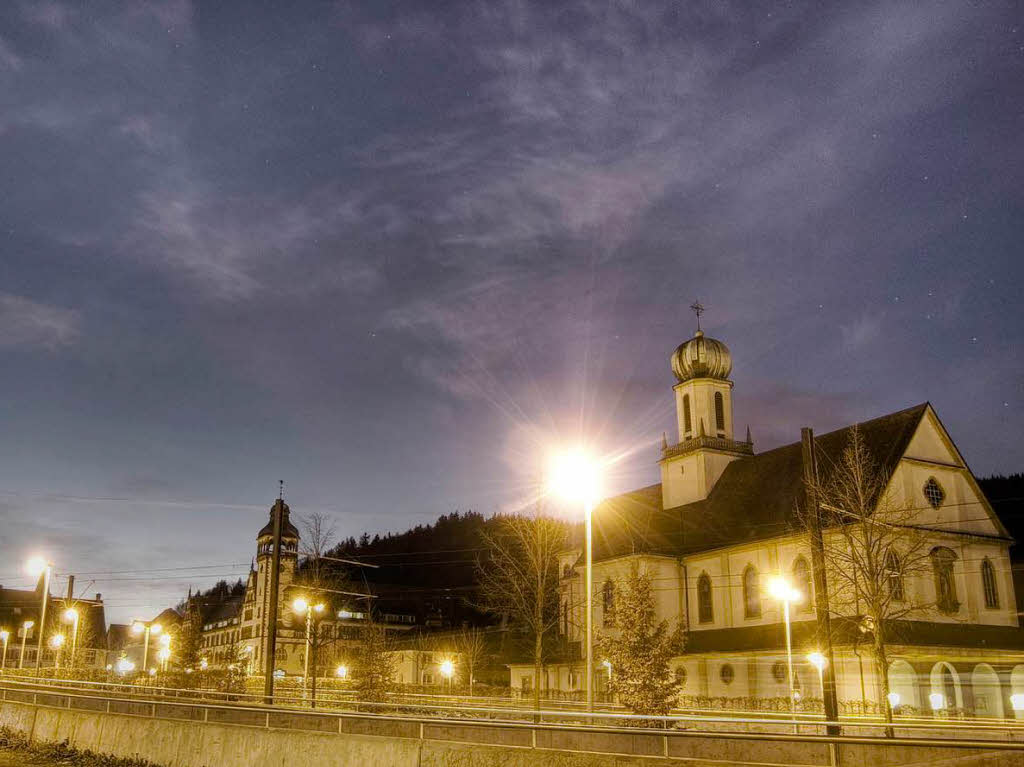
left=771, top=661, right=787, bottom=684
left=720, top=664, right=734, bottom=685
left=792, top=557, right=812, bottom=611
left=714, top=392, right=725, bottom=433
left=697, top=572, right=713, bottom=623
left=602, top=580, right=616, bottom=628
left=885, top=550, right=905, bottom=602
left=931, top=546, right=959, bottom=614
left=981, top=558, right=999, bottom=609
left=743, top=566, right=761, bottom=619
left=923, top=477, right=945, bottom=510
left=683, top=394, right=692, bottom=435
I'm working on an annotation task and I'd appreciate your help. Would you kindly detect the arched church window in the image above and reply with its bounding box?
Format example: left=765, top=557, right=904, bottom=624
left=602, top=580, right=616, bottom=627
left=792, top=557, right=812, bottom=611
left=885, top=550, right=905, bottom=602
left=714, top=392, right=725, bottom=433
left=743, top=565, right=761, bottom=619
left=697, top=572, right=713, bottom=623
left=683, top=395, right=692, bottom=435
left=923, top=477, right=945, bottom=509
left=931, top=547, right=959, bottom=614
left=982, top=558, right=999, bottom=609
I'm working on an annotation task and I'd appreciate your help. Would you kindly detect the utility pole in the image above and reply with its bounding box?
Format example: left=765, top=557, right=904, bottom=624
left=263, top=482, right=285, bottom=704
left=802, top=428, right=840, bottom=736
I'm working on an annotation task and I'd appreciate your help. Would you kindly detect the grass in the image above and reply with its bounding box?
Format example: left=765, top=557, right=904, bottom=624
left=0, top=728, right=161, bottom=767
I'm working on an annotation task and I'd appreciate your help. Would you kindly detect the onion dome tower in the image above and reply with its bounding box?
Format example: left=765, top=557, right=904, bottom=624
left=660, top=303, right=752, bottom=508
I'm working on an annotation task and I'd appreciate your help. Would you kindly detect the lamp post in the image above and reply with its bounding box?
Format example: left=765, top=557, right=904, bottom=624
left=18, top=621, right=34, bottom=669
left=49, top=634, right=65, bottom=670
left=768, top=576, right=802, bottom=733
left=293, top=598, right=325, bottom=707
left=807, top=652, right=827, bottom=715
left=26, top=557, right=52, bottom=675
left=0, top=630, right=9, bottom=671
left=157, top=633, right=172, bottom=672
left=64, top=608, right=80, bottom=671
left=440, top=659, right=454, bottom=694
left=131, top=620, right=162, bottom=675
left=549, top=449, right=601, bottom=712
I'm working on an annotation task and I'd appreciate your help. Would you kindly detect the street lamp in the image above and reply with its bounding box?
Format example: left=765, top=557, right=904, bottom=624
left=131, top=620, right=162, bottom=675
left=887, top=692, right=901, bottom=711
left=807, top=652, right=826, bottom=712
left=26, top=557, right=52, bottom=675
left=549, top=448, right=601, bottom=712
left=0, top=630, right=8, bottom=672
left=439, top=659, right=455, bottom=693
left=768, top=576, right=802, bottom=732
left=63, top=608, right=80, bottom=671
left=157, top=633, right=172, bottom=672
left=49, top=634, right=65, bottom=669
left=18, top=621, right=34, bottom=669
left=335, top=664, right=348, bottom=680
left=293, top=598, right=325, bottom=706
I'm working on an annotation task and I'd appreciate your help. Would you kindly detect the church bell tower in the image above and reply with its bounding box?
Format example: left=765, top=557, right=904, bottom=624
left=660, top=303, right=752, bottom=508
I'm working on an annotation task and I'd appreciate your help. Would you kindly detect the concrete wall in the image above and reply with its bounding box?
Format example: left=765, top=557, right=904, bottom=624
left=3, top=692, right=1024, bottom=767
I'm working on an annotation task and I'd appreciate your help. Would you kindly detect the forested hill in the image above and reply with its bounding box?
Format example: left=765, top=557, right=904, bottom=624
left=979, top=474, right=1024, bottom=543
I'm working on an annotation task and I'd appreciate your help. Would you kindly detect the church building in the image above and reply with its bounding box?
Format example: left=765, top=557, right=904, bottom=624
left=511, top=319, right=1024, bottom=719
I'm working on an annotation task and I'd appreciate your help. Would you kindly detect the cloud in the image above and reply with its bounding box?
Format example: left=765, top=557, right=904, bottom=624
left=840, top=313, right=884, bottom=351
left=0, top=294, right=80, bottom=350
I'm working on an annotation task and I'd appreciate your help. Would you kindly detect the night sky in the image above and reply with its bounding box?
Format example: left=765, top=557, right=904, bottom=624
left=1, top=1, right=1022, bottom=625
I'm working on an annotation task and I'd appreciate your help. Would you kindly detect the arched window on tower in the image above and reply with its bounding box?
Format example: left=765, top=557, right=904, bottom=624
left=743, top=566, right=761, bottom=619
left=697, top=572, right=713, bottom=623
left=683, top=394, right=692, bottom=435
left=792, top=557, right=812, bottom=612
left=602, top=580, right=616, bottom=627
left=982, top=558, right=999, bottom=609
left=714, top=392, right=725, bottom=434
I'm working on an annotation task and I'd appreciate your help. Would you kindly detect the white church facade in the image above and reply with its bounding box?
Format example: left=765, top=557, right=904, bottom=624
left=511, top=323, right=1024, bottom=718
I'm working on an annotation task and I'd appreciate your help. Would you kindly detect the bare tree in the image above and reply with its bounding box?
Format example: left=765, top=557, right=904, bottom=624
left=476, top=512, right=567, bottom=709
left=298, top=512, right=343, bottom=705
left=456, top=627, right=487, bottom=695
left=353, top=619, right=396, bottom=703
left=806, top=426, right=936, bottom=733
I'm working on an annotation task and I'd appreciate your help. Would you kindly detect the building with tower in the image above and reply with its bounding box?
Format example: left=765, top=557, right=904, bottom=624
left=511, top=314, right=1024, bottom=719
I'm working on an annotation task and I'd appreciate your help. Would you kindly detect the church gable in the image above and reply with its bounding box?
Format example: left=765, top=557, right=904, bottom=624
left=889, top=405, right=1009, bottom=539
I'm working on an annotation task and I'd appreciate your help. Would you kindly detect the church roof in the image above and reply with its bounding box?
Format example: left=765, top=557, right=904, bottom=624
left=591, top=403, right=931, bottom=561
left=257, top=501, right=300, bottom=540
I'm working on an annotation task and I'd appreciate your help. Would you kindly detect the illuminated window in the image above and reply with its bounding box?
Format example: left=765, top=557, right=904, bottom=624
left=981, top=558, right=999, bottom=609
left=923, top=477, right=945, bottom=509
left=697, top=572, right=713, bottom=623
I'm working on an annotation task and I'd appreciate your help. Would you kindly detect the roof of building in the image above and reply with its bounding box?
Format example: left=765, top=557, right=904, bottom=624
left=200, top=597, right=242, bottom=626
left=257, top=501, right=300, bottom=540
left=591, top=403, right=931, bottom=562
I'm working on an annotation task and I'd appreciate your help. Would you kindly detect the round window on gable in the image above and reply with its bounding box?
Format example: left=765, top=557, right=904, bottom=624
left=923, top=477, right=946, bottom=510
left=720, top=664, right=734, bottom=685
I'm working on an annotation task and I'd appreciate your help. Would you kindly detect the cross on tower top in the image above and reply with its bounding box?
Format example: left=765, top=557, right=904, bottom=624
left=690, top=300, right=705, bottom=332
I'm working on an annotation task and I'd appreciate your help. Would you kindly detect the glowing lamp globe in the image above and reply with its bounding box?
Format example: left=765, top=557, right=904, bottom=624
left=767, top=577, right=801, bottom=603
left=0, top=630, right=9, bottom=641
left=807, top=652, right=826, bottom=671
left=292, top=597, right=309, bottom=614
left=26, top=557, right=47, bottom=578
left=63, top=608, right=78, bottom=622
left=49, top=634, right=65, bottom=648
left=336, top=665, right=348, bottom=679
left=548, top=449, right=601, bottom=505
left=1011, top=693, right=1024, bottom=712
left=887, top=692, right=901, bottom=708
left=929, top=692, right=945, bottom=710
left=439, top=659, right=454, bottom=678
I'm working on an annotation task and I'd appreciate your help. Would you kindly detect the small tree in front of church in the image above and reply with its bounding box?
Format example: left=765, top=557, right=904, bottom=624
left=353, top=620, right=396, bottom=703
left=597, top=564, right=683, bottom=717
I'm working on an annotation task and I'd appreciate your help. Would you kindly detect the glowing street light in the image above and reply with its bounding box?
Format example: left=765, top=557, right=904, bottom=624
left=63, top=608, right=80, bottom=671
left=929, top=692, right=946, bottom=711
left=768, top=576, right=802, bottom=732
left=18, top=621, right=34, bottom=669
left=0, top=630, right=9, bottom=671
left=1010, top=693, right=1024, bottom=713
left=887, top=692, right=901, bottom=710
left=199, top=658, right=208, bottom=670
left=131, top=620, right=162, bottom=674
left=549, top=447, right=602, bottom=712
left=807, top=652, right=827, bottom=710
left=115, top=657, right=135, bottom=674
left=49, top=634, right=65, bottom=669
left=25, top=557, right=52, bottom=675
left=335, top=665, right=348, bottom=679
left=293, top=598, right=326, bottom=706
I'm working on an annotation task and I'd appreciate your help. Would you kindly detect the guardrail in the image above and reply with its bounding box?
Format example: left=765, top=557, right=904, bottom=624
left=3, top=676, right=1024, bottom=745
